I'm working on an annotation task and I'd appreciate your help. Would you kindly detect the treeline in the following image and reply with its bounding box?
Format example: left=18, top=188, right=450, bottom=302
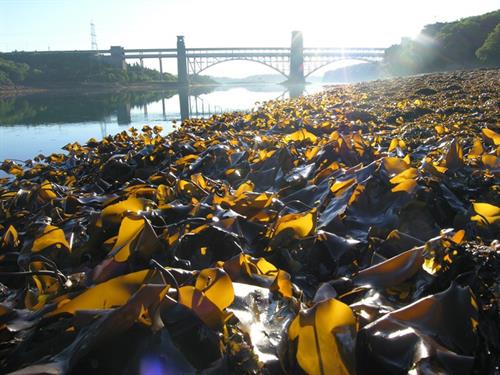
left=0, top=52, right=215, bottom=86
left=0, top=53, right=177, bottom=85
left=385, top=9, right=500, bottom=75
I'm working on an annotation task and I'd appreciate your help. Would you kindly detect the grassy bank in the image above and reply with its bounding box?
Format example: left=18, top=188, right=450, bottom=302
left=0, top=69, right=498, bottom=374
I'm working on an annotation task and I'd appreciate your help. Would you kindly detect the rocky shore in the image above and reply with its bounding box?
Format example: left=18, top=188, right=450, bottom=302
left=0, top=69, right=499, bottom=374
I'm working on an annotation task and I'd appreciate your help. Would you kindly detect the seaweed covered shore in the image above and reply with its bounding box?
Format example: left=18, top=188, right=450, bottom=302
left=0, top=69, right=499, bottom=374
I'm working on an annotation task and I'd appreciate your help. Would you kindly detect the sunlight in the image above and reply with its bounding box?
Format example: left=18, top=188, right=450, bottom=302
left=415, top=32, right=439, bottom=46
left=1, top=1, right=499, bottom=374
left=197, top=60, right=283, bottom=79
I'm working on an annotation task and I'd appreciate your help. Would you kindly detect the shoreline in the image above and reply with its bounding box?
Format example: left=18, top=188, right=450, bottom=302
left=0, top=69, right=499, bottom=373
left=0, top=80, right=340, bottom=99
left=0, top=81, right=204, bottom=98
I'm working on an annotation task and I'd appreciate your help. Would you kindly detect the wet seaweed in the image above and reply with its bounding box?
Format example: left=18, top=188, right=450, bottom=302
left=0, top=69, right=499, bottom=374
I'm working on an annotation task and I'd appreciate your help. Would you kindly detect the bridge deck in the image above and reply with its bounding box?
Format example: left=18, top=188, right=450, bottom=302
left=3, top=47, right=385, bottom=59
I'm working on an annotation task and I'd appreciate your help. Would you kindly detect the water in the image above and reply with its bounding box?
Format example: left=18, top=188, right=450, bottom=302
left=0, top=84, right=327, bottom=162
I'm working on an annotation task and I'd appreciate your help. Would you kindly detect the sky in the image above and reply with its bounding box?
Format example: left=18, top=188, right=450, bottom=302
left=1, top=0, right=499, bottom=77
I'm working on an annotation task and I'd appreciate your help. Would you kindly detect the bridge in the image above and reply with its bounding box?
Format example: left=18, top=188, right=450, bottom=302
left=6, top=31, right=385, bottom=84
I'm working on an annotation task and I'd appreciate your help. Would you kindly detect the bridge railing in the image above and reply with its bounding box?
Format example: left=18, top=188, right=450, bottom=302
left=304, top=52, right=385, bottom=58
left=304, top=48, right=385, bottom=55
left=124, top=48, right=177, bottom=53
left=304, top=47, right=385, bottom=51
left=122, top=47, right=386, bottom=59
left=187, top=47, right=290, bottom=51
left=185, top=48, right=291, bottom=57
left=187, top=52, right=291, bottom=58
left=3, top=47, right=386, bottom=59
left=2, top=49, right=111, bottom=55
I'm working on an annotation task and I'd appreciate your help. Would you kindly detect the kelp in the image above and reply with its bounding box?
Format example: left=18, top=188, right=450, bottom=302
left=0, top=69, right=499, bottom=374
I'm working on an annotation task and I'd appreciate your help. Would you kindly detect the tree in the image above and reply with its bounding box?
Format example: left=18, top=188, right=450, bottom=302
left=383, top=9, right=500, bottom=74
left=0, top=58, right=30, bottom=84
left=476, top=23, right=500, bottom=65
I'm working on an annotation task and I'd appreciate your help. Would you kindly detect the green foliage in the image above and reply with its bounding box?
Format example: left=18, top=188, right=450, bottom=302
left=0, top=71, right=11, bottom=85
left=190, top=74, right=217, bottom=85
left=437, top=11, right=499, bottom=64
left=385, top=9, right=500, bottom=74
left=476, top=23, right=500, bottom=64
left=0, top=57, right=30, bottom=85
left=0, top=53, right=178, bottom=84
left=126, top=63, right=176, bottom=82
left=0, top=96, right=38, bottom=123
left=0, top=90, right=177, bottom=125
left=1, top=53, right=115, bottom=83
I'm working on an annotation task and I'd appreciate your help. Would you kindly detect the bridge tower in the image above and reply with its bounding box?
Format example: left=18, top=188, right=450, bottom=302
left=177, top=36, right=189, bottom=85
left=109, top=46, right=126, bottom=70
left=288, top=31, right=305, bottom=83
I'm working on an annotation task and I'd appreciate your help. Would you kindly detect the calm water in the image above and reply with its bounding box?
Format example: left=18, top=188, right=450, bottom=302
left=0, top=84, right=326, bottom=162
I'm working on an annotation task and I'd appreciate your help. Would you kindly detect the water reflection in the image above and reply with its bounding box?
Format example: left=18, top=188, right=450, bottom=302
left=179, top=85, right=190, bottom=121
left=0, top=84, right=308, bottom=126
left=117, top=103, right=132, bottom=124
left=0, top=83, right=315, bottom=161
left=179, top=84, right=305, bottom=121
left=288, top=84, right=306, bottom=99
left=0, top=89, right=176, bottom=126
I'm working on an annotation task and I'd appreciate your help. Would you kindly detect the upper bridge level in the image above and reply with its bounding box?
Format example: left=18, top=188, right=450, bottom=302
left=4, top=31, right=386, bottom=84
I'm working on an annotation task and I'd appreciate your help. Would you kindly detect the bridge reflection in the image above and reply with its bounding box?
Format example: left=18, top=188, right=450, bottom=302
left=0, top=84, right=308, bottom=127
left=117, top=84, right=306, bottom=124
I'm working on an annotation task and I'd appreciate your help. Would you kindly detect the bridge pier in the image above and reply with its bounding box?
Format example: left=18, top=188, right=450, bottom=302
left=288, top=31, right=305, bottom=84
left=289, top=84, right=305, bottom=98
left=117, top=103, right=131, bottom=124
left=178, top=85, right=190, bottom=120
left=159, top=58, right=163, bottom=79
left=109, top=46, right=127, bottom=70
left=177, top=36, right=189, bottom=85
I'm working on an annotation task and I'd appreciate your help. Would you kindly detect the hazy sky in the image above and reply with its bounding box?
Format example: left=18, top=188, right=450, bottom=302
left=1, top=0, right=499, bottom=76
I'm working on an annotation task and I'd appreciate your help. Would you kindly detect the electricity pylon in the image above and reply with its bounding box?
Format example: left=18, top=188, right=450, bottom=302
left=90, top=22, right=98, bottom=52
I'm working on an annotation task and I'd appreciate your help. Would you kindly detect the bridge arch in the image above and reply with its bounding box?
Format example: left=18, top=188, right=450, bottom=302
left=189, top=57, right=289, bottom=78
left=304, top=58, right=379, bottom=78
